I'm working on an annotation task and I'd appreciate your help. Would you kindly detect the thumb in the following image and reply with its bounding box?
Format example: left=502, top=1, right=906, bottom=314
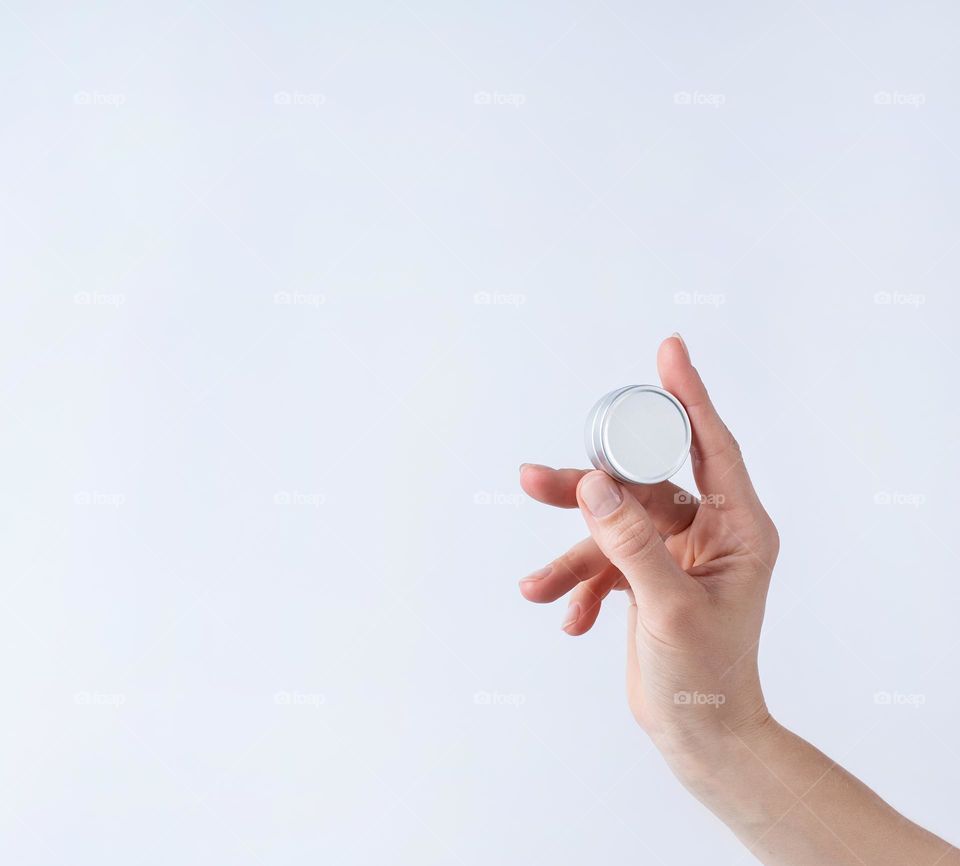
left=576, top=471, right=691, bottom=610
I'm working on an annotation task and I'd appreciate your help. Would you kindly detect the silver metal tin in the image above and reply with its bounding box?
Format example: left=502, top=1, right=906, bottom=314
left=585, top=384, right=691, bottom=484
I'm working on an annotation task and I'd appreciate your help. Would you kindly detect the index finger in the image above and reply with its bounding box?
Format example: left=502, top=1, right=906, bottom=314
left=656, top=334, right=760, bottom=509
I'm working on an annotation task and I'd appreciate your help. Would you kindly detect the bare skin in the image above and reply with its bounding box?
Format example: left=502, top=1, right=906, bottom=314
left=519, top=334, right=959, bottom=866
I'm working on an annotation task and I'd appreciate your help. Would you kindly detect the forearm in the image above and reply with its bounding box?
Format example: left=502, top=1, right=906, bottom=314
left=666, top=718, right=959, bottom=866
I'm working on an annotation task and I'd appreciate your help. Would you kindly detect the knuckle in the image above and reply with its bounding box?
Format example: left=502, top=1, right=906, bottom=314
left=762, top=514, right=780, bottom=557
left=693, top=426, right=741, bottom=464
left=739, top=511, right=779, bottom=576
left=728, top=432, right=743, bottom=459
left=553, top=549, right=590, bottom=582
left=607, top=511, right=659, bottom=562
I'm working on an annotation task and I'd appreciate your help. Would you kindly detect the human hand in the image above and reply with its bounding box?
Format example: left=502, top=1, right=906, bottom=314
left=519, top=336, right=960, bottom=865
left=519, top=335, right=780, bottom=773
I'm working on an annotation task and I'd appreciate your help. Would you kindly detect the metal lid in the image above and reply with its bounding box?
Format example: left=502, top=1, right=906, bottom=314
left=585, top=385, right=691, bottom=484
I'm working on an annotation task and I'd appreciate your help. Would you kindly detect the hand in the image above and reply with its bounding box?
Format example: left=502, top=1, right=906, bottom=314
left=519, top=334, right=780, bottom=771
left=519, top=335, right=960, bottom=865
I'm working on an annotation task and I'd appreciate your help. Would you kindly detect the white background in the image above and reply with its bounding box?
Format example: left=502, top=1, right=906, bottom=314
left=2, top=2, right=959, bottom=863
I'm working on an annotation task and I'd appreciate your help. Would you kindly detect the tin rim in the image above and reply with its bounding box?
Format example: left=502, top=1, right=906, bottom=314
left=590, top=384, right=691, bottom=485
left=585, top=386, right=631, bottom=474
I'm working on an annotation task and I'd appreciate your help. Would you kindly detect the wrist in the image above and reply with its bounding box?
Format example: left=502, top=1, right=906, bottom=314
left=656, top=711, right=801, bottom=836
left=656, top=707, right=783, bottom=795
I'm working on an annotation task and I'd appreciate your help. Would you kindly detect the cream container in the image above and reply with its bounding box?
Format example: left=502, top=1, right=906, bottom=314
left=585, top=385, right=691, bottom=484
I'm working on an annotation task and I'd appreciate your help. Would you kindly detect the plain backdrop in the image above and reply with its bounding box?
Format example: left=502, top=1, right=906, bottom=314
left=2, top=2, right=959, bottom=863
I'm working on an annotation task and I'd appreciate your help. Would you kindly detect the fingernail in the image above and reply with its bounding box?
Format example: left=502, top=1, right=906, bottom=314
left=561, top=601, right=581, bottom=631
left=671, top=332, right=690, bottom=361
left=520, top=462, right=548, bottom=473
left=519, top=565, right=551, bottom=587
left=580, top=473, right=622, bottom=517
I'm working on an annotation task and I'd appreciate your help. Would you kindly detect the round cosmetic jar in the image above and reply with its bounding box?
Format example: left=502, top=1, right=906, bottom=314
left=585, top=384, right=691, bottom=484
